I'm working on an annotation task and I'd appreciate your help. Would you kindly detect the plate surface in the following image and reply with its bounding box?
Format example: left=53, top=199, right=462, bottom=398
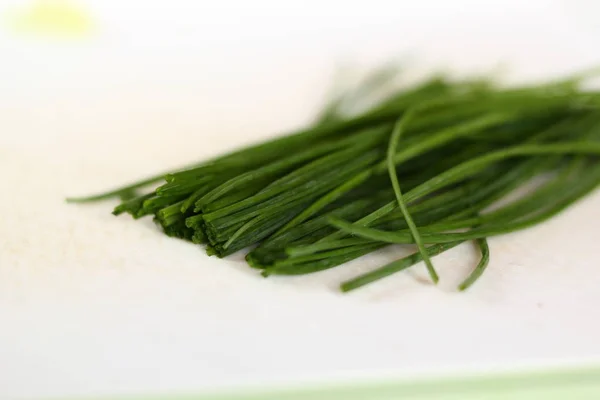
left=1, top=1, right=600, bottom=398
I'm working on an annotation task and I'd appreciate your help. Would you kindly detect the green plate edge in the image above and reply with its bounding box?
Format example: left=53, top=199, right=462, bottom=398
left=75, top=364, right=600, bottom=400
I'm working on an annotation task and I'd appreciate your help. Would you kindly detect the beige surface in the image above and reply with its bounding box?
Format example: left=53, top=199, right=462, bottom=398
left=1, top=1, right=600, bottom=398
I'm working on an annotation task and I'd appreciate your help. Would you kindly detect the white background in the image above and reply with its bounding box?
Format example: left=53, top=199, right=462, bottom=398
left=1, top=1, right=600, bottom=398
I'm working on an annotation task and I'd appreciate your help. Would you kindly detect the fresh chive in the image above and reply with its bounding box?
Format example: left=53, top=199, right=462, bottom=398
left=340, top=242, right=464, bottom=292
left=329, top=159, right=600, bottom=244
left=68, top=66, right=600, bottom=293
left=387, top=110, right=439, bottom=283
left=458, top=238, right=490, bottom=291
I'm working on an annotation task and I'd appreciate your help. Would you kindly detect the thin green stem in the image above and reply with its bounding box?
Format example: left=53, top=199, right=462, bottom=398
left=458, top=238, right=490, bottom=291
left=388, top=111, right=439, bottom=283
left=340, top=242, right=463, bottom=292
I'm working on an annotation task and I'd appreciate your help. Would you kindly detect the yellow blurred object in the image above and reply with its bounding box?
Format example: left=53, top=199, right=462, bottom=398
left=4, top=0, right=93, bottom=37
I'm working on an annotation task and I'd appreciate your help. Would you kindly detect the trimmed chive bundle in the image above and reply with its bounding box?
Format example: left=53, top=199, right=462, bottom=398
left=68, top=66, right=600, bottom=292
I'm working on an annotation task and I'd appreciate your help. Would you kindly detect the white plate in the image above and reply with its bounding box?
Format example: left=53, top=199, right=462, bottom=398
left=1, top=1, right=600, bottom=398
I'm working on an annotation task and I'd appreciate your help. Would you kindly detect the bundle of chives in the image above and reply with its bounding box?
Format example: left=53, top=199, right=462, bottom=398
left=68, top=67, right=600, bottom=292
